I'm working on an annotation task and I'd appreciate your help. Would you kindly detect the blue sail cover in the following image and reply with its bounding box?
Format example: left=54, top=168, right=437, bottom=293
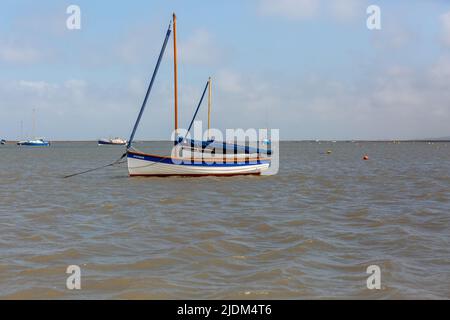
left=177, top=137, right=271, bottom=155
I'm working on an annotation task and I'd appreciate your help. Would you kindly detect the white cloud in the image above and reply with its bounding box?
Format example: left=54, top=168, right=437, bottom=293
left=258, top=0, right=319, bottom=20
left=19, top=80, right=54, bottom=90
left=0, top=76, right=178, bottom=140
left=210, top=59, right=450, bottom=140
left=329, top=0, right=365, bottom=22
left=308, top=62, right=450, bottom=139
left=440, top=11, right=450, bottom=46
left=216, top=69, right=243, bottom=93
left=0, top=44, right=41, bottom=64
left=429, top=55, right=450, bottom=85
left=2, top=55, right=450, bottom=141
left=18, top=80, right=58, bottom=95
left=115, top=28, right=152, bottom=65
left=114, top=21, right=167, bottom=65
left=1, top=3, right=449, bottom=140
left=178, top=29, right=223, bottom=66
left=258, top=0, right=366, bottom=22
left=115, top=23, right=224, bottom=68
left=370, top=12, right=415, bottom=51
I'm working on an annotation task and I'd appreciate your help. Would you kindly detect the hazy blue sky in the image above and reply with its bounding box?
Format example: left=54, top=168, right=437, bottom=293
left=1, top=0, right=450, bottom=140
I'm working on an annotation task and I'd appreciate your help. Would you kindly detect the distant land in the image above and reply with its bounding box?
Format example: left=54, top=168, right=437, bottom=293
left=423, top=136, right=450, bottom=141
left=2, top=139, right=450, bottom=143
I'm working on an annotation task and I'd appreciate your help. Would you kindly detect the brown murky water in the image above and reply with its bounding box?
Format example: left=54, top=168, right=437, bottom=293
left=0, top=141, right=449, bottom=299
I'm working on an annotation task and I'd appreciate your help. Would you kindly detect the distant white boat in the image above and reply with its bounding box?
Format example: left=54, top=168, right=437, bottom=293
left=98, top=138, right=127, bottom=145
left=17, top=138, right=50, bottom=146
left=1, top=139, right=6, bottom=145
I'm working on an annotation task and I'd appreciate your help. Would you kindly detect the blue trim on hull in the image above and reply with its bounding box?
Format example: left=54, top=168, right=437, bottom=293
left=127, top=152, right=270, bottom=167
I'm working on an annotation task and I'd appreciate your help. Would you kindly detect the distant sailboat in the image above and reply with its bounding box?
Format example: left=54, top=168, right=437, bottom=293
left=98, top=138, right=127, bottom=145
left=125, top=14, right=271, bottom=176
left=17, top=138, right=50, bottom=146
left=17, top=109, right=50, bottom=146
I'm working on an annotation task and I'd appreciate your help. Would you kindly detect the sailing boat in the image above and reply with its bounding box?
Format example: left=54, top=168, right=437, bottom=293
left=125, top=14, right=271, bottom=176
left=98, top=137, right=127, bottom=145
left=17, top=138, right=50, bottom=146
left=17, top=109, right=50, bottom=146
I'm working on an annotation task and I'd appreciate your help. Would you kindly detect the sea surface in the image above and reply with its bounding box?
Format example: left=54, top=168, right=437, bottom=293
left=0, top=141, right=449, bottom=299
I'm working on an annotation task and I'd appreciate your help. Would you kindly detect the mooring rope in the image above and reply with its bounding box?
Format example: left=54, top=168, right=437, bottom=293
left=63, top=153, right=127, bottom=178
left=63, top=150, right=173, bottom=178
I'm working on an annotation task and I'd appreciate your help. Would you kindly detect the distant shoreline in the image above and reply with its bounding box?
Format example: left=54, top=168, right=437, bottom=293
left=2, top=140, right=450, bottom=143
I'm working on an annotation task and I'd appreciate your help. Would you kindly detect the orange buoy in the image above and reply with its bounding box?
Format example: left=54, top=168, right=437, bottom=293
left=363, top=155, right=369, bottom=160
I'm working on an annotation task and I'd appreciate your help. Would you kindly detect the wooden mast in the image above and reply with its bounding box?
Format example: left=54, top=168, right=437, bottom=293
left=207, top=77, right=212, bottom=138
left=173, top=13, right=179, bottom=135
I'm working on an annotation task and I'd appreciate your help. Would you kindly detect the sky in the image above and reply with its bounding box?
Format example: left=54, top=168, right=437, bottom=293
left=1, top=0, right=450, bottom=140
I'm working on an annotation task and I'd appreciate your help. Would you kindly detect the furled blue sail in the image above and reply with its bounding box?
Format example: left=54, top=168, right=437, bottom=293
left=178, top=138, right=271, bottom=155
left=127, top=22, right=172, bottom=150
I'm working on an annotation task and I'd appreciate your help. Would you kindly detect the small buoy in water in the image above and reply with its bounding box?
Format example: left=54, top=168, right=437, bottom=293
left=363, top=155, right=369, bottom=160
left=327, top=150, right=332, bottom=154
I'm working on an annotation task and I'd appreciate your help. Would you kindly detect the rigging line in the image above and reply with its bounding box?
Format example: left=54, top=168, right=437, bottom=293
left=127, top=20, right=172, bottom=150
left=177, top=79, right=210, bottom=145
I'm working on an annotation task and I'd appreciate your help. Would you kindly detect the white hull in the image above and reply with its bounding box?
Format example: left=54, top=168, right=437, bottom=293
left=180, top=148, right=260, bottom=160
left=127, top=151, right=270, bottom=176
left=98, top=138, right=127, bottom=145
